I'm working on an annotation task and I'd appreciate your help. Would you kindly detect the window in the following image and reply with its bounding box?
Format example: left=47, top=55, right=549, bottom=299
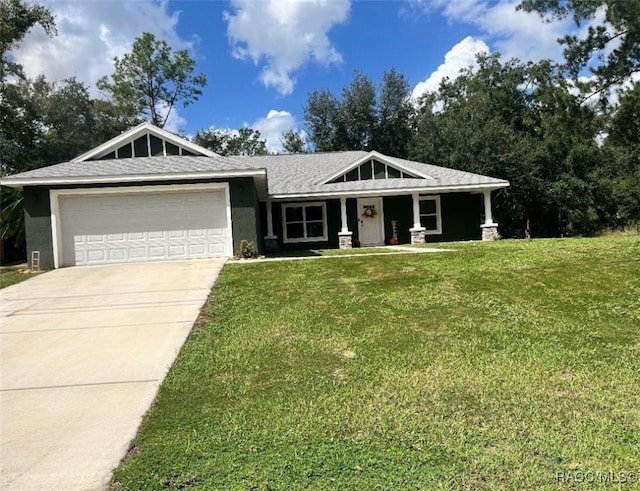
left=419, top=196, right=442, bottom=234
left=329, top=159, right=420, bottom=183
left=282, top=202, right=327, bottom=243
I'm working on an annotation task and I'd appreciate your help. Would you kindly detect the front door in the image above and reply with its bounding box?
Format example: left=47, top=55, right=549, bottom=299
left=357, top=197, right=384, bottom=246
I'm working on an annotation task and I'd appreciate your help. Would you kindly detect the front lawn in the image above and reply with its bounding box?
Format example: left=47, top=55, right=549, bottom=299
left=111, top=237, right=640, bottom=490
left=0, top=267, right=32, bottom=289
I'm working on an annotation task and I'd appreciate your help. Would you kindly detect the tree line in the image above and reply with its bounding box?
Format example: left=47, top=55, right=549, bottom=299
left=1, top=0, right=638, bottom=248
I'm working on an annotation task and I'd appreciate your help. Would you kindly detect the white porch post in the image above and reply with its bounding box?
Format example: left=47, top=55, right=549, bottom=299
left=264, top=200, right=279, bottom=251
left=409, top=192, right=426, bottom=244
left=481, top=189, right=499, bottom=240
left=266, top=199, right=275, bottom=237
left=338, top=196, right=353, bottom=248
left=340, top=196, right=349, bottom=233
left=483, top=190, right=495, bottom=225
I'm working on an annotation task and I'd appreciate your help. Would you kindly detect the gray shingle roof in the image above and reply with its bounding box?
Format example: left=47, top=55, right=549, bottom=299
left=230, top=151, right=508, bottom=195
left=6, top=154, right=257, bottom=179
left=2, top=150, right=508, bottom=195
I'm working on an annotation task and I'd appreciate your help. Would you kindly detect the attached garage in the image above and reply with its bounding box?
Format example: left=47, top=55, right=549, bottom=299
left=51, top=184, right=233, bottom=267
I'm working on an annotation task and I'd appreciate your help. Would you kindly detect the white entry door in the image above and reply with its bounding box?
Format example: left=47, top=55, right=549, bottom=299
left=357, top=197, right=384, bottom=246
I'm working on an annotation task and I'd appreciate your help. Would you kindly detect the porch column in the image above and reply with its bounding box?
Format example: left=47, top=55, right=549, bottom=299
left=338, top=196, right=352, bottom=249
left=409, top=192, right=426, bottom=244
left=264, top=200, right=279, bottom=252
left=481, top=189, right=499, bottom=240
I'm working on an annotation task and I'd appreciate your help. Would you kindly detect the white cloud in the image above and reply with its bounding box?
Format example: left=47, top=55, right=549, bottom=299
left=410, top=0, right=571, bottom=64
left=157, top=104, right=187, bottom=133
left=252, top=109, right=302, bottom=153
left=412, top=36, right=489, bottom=100
left=12, top=0, right=193, bottom=99
left=224, top=0, right=350, bottom=95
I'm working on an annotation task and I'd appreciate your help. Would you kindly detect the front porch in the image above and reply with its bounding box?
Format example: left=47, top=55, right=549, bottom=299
left=260, top=190, right=500, bottom=252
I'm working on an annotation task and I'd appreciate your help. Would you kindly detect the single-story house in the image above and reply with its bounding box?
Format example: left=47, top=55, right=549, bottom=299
left=1, top=123, right=509, bottom=269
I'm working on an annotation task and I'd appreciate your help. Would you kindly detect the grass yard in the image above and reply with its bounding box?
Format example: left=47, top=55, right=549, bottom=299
left=0, top=267, right=32, bottom=289
left=111, top=237, right=640, bottom=490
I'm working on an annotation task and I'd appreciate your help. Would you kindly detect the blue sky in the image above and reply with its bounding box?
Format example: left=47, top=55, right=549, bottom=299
left=13, top=0, right=575, bottom=152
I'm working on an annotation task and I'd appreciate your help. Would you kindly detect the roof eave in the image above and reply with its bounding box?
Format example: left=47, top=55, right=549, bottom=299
left=268, top=182, right=509, bottom=200
left=0, top=168, right=267, bottom=188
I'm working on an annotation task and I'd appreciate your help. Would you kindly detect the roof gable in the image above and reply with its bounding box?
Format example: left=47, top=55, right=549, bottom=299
left=320, top=151, right=433, bottom=184
left=72, top=122, right=217, bottom=162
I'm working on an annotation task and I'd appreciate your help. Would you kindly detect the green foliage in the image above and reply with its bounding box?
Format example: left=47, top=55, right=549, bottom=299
left=0, top=186, right=24, bottom=246
left=110, top=237, right=640, bottom=490
left=97, top=32, right=207, bottom=129
left=0, top=0, right=55, bottom=80
left=410, top=54, right=608, bottom=237
left=0, top=266, right=31, bottom=288
left=235, top=239, right=258, bottom=259
left=192, top=127, right=267, bottom=156
left=303, top=69, right=414, bottom=157
left=280, top=128, right=307, bottom=154
left=518, top=0, right=640, bottom=99
left=1, top=75, right=137, bottom=175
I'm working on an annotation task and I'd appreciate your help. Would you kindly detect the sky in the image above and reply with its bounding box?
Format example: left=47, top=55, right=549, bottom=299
left=12, top=0, right=579, bottom=153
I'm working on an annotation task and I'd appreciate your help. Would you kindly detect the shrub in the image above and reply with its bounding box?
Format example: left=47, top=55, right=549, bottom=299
left=236, top=240, right=258, bottom=259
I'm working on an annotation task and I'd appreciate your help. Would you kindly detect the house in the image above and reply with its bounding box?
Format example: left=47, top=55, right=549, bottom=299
left=1, top=123, right=509, bottom=269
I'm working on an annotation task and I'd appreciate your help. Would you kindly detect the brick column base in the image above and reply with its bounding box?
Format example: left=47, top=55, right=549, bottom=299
left=481, top=224, right=499, bottom=241
left=264, top=236, right=280, bottom=252
left=409, top=227, right=426, bottom=244
left=338, top=232, right=353, bottom=249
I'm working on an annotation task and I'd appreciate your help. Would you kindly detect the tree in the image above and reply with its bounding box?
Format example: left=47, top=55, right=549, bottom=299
left=374, top=68, right=413, bottom=158
left=193, top=127, right=268, bottom=156
left=410, top=54, right=605, bottom=238
left=340, top=71, right=377, bottom=150
left=280, top=128, right=307, bottom=154
left=518, top=0, right=640, bottom=99
left=600, top=82, right=640, bottom=225
left=303, top=69, right=416, bottom=156
left=0, top=0, right=55, bottom=81
left=97, top=32, right=207, bottom=128
left=304, top=89, right=341, bottom=152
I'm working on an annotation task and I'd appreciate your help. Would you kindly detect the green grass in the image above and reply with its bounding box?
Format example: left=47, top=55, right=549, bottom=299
left=111, top=237, right=640, bottom=490
left=0, top=267, right=32, bottom=289
left=264, top=246, right=408, bottom=258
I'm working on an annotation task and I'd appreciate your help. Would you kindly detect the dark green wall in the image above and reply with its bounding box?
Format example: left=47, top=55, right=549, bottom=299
left=22, top=177, right=260, bottom=269
left=23, top=187, right=55, bottom=270
left=383, top=195, right=413, bottom=244
left=264, top=199, right=342, bottom=251
left=228, top=177, right=260, bottom=253
left=383, top=193, right=481, bottom=243
left=259, top=193, right=482, bottom=251
left=436, top=193, right=482, bottom=242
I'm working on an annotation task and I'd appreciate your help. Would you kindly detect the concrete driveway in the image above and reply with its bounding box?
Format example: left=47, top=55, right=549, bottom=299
left=0, top=259, right=226, bottom=491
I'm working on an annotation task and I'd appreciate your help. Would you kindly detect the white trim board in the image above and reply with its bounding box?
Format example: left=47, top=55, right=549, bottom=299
left=269, top=183, right=509, bottom=200
left=2, top=169, right=266, bottom=188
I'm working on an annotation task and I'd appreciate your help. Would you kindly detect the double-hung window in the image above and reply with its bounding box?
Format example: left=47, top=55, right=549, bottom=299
left=282, top=202, right=327, bottom=243
left=419, top=196, right=442, bottom=234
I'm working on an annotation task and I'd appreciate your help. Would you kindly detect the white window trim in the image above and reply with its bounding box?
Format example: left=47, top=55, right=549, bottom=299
left=419, top=195, right=442, bottom=235
left=282, top=201, right=328, bottom=243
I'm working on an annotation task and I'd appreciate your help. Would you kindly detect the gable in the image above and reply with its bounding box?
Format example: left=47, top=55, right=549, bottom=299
left=72, top=122, right=217, bottom=162
left=327, top=156, right=424, bottom=184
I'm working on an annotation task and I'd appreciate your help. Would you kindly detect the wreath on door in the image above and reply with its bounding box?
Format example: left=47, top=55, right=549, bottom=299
left=362, top=207, right=378, bottom=219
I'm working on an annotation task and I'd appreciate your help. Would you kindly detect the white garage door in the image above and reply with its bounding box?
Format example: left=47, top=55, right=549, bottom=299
left=58, top=188, right=231, bottom=266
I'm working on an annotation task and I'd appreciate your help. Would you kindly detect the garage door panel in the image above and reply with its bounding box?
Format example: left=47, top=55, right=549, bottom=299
left=59, top=188, right=231, bottom=266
